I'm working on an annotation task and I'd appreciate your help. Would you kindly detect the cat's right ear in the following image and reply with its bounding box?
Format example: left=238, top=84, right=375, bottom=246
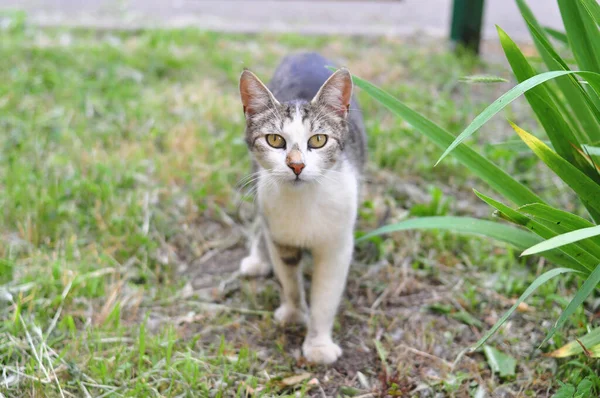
left=239, top=70, right=279, bottom=118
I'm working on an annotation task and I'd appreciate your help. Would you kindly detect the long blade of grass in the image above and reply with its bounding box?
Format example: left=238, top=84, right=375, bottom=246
left=544, top=27, right=569, bottom=44
left=560, top=0, right=600, bottom=71
left=437, top=27, right=600, bottom=178
left=435, top=69, right=574, bottom=165
left=518, top=204, right=595, bottom=230
left=522, top=225, right=600, bottom=256
left=472, top=267, right=580, bottom=350
left=582, top=144, right=600, bottom=156
left=540, top=263, right=600, bottom=347
left=518, top=203, right=600, bottom=257
left=342, top=71, right=543, bottom=206
left=357, top=216, right=540, bottom=249
left=511, top=122, right=600, bottom=221
left=474, top=190, right=596, bottom=272
left=518, top=0, right=600, bottom=144
left=580, top=0, right=600, bottom=26
left=548, top=326, right=600, bottom=357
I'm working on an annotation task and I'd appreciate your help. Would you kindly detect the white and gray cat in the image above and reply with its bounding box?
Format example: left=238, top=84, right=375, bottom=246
left=238, top=53, right=367, bottom=364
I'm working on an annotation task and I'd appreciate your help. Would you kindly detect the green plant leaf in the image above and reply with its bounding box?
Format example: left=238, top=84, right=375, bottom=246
left=518, top=203, right=596, bottom=230
left=342, top=71, right=543, bottom=206
left=475, top=190, right=595, bottom=272
left=574, top=378, right=594, bottom=398
left=489, top=139, right=553, bottom=152
left=554, top=383, right=576, bottom=398
left=559, top=0, right=600, bottom=74
left=582, top=144, right=600, bottom=156
left=438, top=27, right=600, bottom=183
left=549, top=326, right=600, bottom=357
left=518, top=0, right=600, bottom=144
left=541, top=263, right=600, bottom=347
left=522, top=225, right=600, bottom=256
left=472, top=267, right=580, bottom=350
left=511, top=122, right=600, bottom=222
left=356, top=216, right=541, bottom=249
left=518, top=203, right=600, bottom=257
left=436, top=69, right=575, bottom=165
left=483, top=346, right=517, bottom=378
left=580, top=0, right=600, bottom=26
left=459, top=75, right=508, bottom=83
left=544, top=27, right=569, bottom=44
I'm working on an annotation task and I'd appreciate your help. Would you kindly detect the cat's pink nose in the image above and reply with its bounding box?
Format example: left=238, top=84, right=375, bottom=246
left=288, top=162, right=305, bottom=176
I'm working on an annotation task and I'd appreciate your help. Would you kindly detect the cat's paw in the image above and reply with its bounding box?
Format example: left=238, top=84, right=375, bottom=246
left=239, top=255, right=270, bottom=277
left=302, top=337, right=342, bottom=364
left=274, top=304, right=308, bottom=325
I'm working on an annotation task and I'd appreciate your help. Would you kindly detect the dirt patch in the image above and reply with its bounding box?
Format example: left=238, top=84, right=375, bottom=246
left=164, top=170, right=557, bottom=397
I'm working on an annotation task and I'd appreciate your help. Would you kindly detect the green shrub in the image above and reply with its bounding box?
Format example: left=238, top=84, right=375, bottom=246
left=348, top=0, right=600, bottom=359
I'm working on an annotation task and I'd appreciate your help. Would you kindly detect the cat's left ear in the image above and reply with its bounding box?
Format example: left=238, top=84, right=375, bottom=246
left=312, top=68, right=353, bottom=118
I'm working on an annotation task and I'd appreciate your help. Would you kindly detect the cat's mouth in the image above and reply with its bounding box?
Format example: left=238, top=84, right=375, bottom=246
left=289, top=175, right=308, bottom=186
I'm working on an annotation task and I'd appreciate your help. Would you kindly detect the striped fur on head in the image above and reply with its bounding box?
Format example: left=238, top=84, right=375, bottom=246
left=239, top=68, right=359, bottom=184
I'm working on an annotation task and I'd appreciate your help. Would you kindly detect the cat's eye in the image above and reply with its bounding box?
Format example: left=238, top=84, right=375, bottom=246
left=266, top=134, right=286, bottom=149
left=308, top=134, right=328, bottom=149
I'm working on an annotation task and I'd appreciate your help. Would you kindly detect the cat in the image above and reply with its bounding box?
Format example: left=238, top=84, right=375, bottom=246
left=238, top=52, right=366, bottom=364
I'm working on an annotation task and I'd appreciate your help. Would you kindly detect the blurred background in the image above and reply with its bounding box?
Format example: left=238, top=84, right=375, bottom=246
left=2, top=0, right=563, bottom=48
left=1, top=1, right=599, bottom=397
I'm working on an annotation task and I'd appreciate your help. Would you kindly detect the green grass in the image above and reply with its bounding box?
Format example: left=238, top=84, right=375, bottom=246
left=1, top=14, right=598, bottom=397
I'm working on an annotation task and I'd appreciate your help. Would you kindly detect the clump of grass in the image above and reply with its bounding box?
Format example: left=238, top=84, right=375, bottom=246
left=353, top=0, right=600, bottom=393
left=1, top=10, right=597, bottom=396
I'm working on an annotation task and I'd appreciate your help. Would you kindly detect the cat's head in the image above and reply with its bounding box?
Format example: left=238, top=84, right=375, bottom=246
left=239, top=68, right=353, bottom=185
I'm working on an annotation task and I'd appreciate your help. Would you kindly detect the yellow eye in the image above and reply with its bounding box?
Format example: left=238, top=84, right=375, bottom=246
left=308, top=134, right=328, bottom=149
left=266, top=134, right=286, bottom=149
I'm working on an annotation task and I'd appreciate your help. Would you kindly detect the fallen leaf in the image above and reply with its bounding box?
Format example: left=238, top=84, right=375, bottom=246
left=280, top=372, right=311, bottom=386
left=483, top=345, right=516, bottom=378
left=357, top=371, right=370, bottom=389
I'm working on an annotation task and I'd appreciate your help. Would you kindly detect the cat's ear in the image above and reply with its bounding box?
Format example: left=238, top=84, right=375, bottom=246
left=239, top=69, right=280, bottom=117
left=312, top=68, right=353, bottom=118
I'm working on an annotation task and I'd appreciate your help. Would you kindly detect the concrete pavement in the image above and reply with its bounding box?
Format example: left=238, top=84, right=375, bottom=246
left=0, top=0, right=563, bottom=42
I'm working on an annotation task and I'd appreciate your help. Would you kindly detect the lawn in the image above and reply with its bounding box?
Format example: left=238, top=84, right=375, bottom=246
left=1, top=14, right=598, bottom=397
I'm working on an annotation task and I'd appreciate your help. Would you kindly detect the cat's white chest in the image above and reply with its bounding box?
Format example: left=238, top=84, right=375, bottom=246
left=258, top=172, right=358, bottom=248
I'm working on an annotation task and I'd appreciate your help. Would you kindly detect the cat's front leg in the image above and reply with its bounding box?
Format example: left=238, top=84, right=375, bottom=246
left=303, top=233, right=353, bottom=364
left=266, top=239, right=309, bottom=325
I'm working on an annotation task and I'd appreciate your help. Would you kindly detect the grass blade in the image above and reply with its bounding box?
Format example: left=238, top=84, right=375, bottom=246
left=459, top=75, right=508, bottom=84
left=544, top=27, right=569, bottom=44
left=580, top=0, right=600, bottom=26
left=511, top=122, right=600, bottom=221
left=559, top=0, right=600, bottom=74
left=518, top=203, right=600, bottom=257
left=435, top=69, right=574, bottom=165
left=472, top=267, right=580, bottom=350
left=518, top=204, right=595, bottom=230
left=522, top=225, right=600, bottom=256
left=582, top=144, right=600, bottom=156
left=343, top=71, right=543, bottom=206
left=474, top=190, right=596, bottom=272
left=437, top=27, right=600, bottom=181
left=518, top=0, right=600, bottom=143
left=548, top=326, right=600, bottom=357
left=357, top=216, right=540, bottom=250
left=540, top=263, right=600, bottom=347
